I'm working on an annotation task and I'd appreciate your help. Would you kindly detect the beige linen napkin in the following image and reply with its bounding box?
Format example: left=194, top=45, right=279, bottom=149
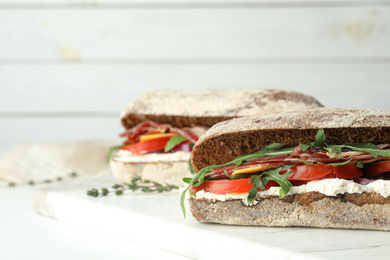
left=0, top=141, right=116, bottom=186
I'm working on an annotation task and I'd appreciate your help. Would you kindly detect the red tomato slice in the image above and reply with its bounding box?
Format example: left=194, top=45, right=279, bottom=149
left=334, top=163, right=363, bottom=179
left=120, top=136, right=172, bottom=155
left=286, top=163, right=362, bottom=181
left=190, top=177, right=278, bottom=195
left=364, top=160, right=390, bottom=178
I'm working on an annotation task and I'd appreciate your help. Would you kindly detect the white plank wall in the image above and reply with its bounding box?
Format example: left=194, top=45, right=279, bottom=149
left=1, top=0, right=390, bottom=155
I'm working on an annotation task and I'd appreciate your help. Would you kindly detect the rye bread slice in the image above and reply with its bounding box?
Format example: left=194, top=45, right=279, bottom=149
left=191, top=107, right=390, bottom=171
left=120, top=89, right=322, bottom=129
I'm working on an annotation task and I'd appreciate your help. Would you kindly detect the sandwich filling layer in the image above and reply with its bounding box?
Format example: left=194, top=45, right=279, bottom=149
left=190, top=178, right=390, bottom=203
left=181, top=129, right=390, bottom=215
left=108, top=120, right=207, bottom=163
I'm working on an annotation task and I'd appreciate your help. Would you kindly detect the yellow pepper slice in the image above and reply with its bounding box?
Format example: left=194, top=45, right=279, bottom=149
left=139, top=133, right=177, bottom=142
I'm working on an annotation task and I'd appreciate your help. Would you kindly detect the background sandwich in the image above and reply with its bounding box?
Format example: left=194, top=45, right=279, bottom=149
left=183, top=107, right=390, bottom=230
left=110, top=89, right=322, bottom=186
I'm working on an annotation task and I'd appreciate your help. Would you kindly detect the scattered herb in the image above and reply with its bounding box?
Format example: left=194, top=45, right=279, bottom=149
left=87, top=176, right=179, bottom=197
left=6, top=171, right=79, bottom=188
left=101, top=188, right=109, bottom=196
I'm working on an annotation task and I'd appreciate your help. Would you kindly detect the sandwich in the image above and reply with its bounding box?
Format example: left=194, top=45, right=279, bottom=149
left=109, top=89, right=322, bottom=187
left=182, top=107, right=390, bottom=230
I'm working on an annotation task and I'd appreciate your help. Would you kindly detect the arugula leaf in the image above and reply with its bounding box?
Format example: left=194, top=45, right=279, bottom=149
left=327, top=159, right=352, bottom=166
left=299, top=143, right=311, bottom=152
left=325, top=143, right=390, bottom=158
left=106, top=145, right=126, bottom=163
left=313, top=129, right=326, bottom=147
left=356, top=161, right=364, bottom=168
left=324, top=145, right=342, bottom=155
left=262, top=166, right=293, bottom=199
left=180, top=167, right=208, bottom=218
left=247, top=175, right=265, bottom=204
left=188, top=155, right=195, bottom=174
left=182, top=178, right=192, bottom=184
left=246, top=165, right=294, bottom=204
left=164, top=135, right=187, bottom=152
left=343, top=144, right=390, bottom=158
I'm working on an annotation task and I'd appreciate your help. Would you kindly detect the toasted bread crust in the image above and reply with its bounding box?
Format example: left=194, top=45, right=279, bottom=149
left=120, top=89, right=322, bottom=129
left=189, top=192, right=390, bottom=230
left=192, top=107, right=390, bottom=171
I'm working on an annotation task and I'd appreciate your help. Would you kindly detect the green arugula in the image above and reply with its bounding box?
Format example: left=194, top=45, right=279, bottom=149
left=188, top=155, right=195, bottom=174
left=247, top=165, right=294, bottom=204
left=180, top=143, right=294, bottom=217
left=179, top=128, right=390, bottom=218
left=106, top=145, right=126, bottom=163
left=299, top=129, right=390, bottom=158
left=164, top=135, right=187, bottom=152
left=356, top=160, right=364, bottom=168
left=325, top=143, right=390, bottom=158
left=299, top=129, right=326, bottom=151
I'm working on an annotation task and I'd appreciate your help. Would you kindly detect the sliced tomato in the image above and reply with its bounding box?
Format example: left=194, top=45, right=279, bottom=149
left=190, top=177, right=278, bottom=195
left=120, top=136, right=172, bottom=155
left=285, top=163, right=363, bottom=181
left=364, top=160, right=390, bottom=178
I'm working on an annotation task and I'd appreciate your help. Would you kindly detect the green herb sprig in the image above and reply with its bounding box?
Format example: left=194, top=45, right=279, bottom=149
left=87, top=177, right=178, bottom=197
left=6, top=172, right=78, bottom=188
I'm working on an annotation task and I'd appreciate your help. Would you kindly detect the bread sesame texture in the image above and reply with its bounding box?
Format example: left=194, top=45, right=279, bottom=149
left=192, top=107, right=390, bottom=171
left=120, top=89, right=323, bottom=129
left=189, top=192, right=390, bottom=230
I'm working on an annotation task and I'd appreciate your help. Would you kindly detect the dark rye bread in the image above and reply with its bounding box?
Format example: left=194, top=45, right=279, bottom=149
left=120, top=89, right=322, bottom=129
left=189, top=192, right=390, bottom=230
left=192, top=107, right=390, bottom=171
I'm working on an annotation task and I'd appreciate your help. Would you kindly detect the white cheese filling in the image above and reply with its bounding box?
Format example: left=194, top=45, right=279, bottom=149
left=191, top=178, right=390, bottom=203
left=114, top=149, right=191, bottom=163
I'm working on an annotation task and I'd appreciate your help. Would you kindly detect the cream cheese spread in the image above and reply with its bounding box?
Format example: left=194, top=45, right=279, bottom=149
left=114, top=149, right=191, bottom=163
left=191, top=178, right=390, bottom=203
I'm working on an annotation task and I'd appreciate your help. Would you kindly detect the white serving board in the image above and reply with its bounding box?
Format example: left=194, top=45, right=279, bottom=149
left=34, top=176, right=390, bottom=260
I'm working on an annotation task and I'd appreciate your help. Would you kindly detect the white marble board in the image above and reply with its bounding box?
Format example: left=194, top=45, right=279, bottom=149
left=33, top=176, right=390, bottom=260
